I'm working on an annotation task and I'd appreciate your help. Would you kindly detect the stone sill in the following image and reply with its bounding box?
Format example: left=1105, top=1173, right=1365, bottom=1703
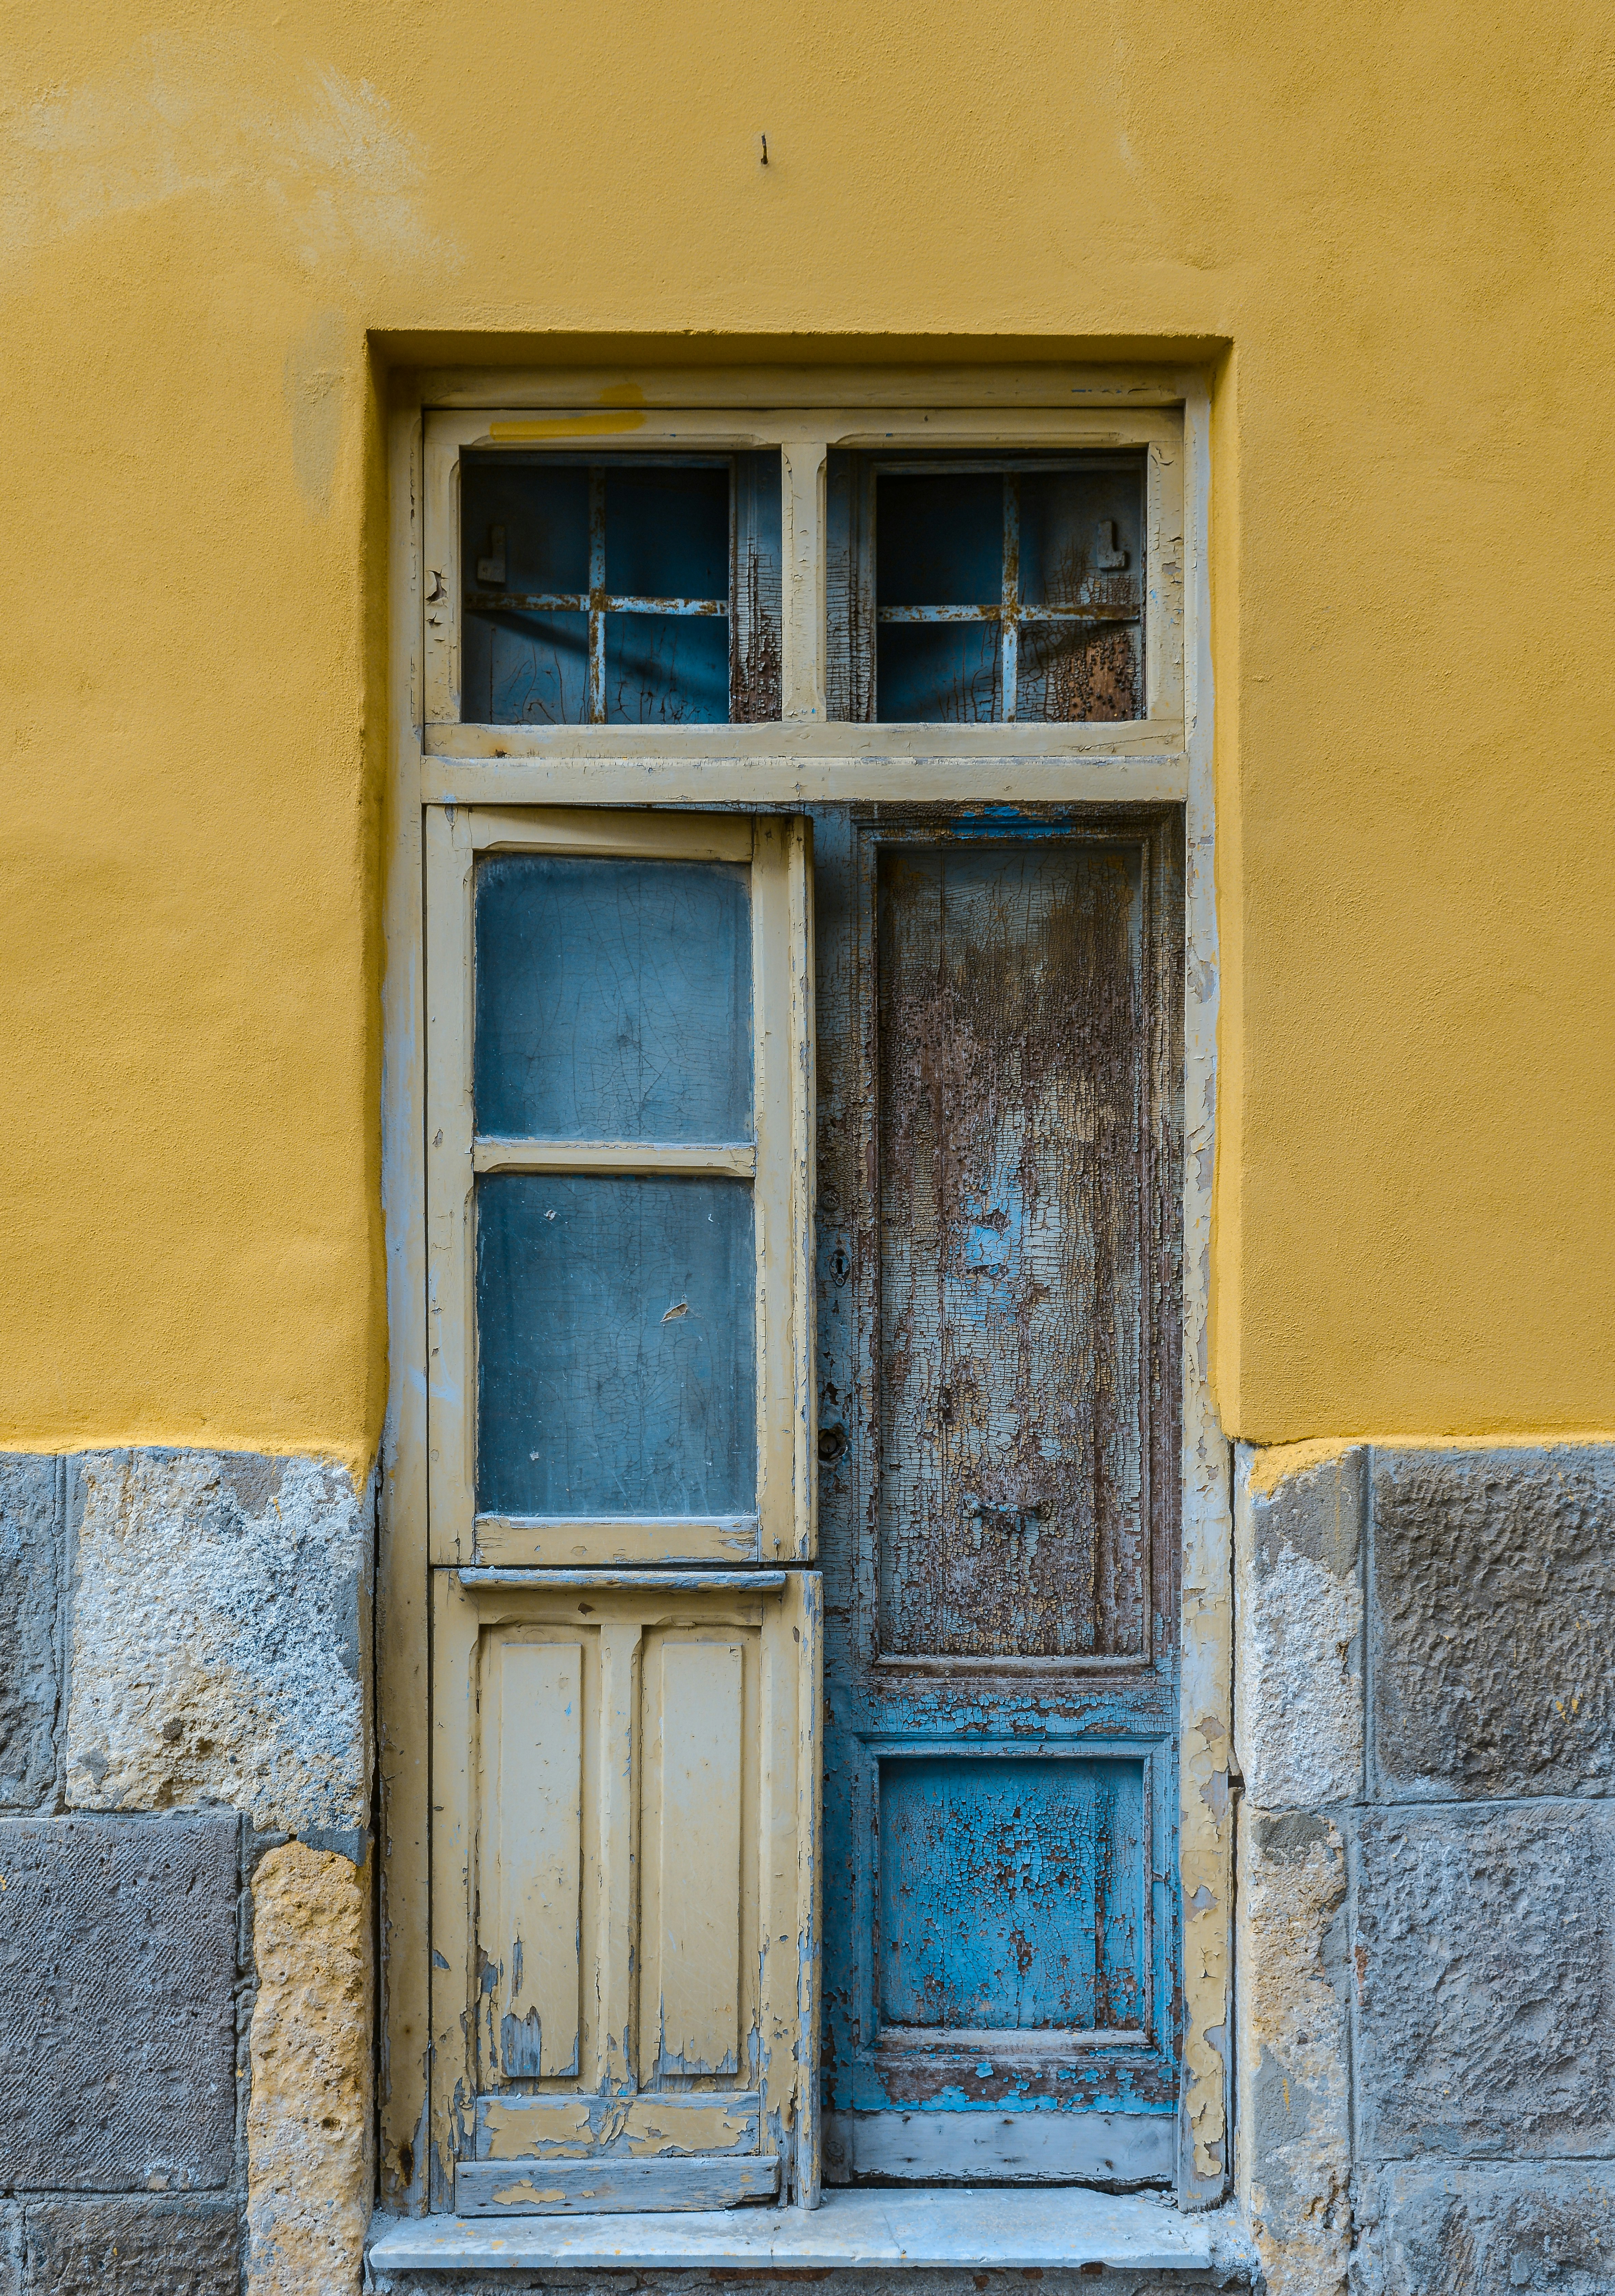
left=366, top=2186, right=1243, bottom=2275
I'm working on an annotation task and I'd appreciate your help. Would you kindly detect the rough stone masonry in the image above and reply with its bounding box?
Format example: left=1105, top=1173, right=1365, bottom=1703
left=0, top=1449, right=373, bottom=2296
left=1235, top=1441, right=1615, bottom=2296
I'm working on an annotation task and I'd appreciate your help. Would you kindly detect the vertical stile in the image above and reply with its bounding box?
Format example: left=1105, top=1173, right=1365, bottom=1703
left=425, top=805, right=477, bottom=1565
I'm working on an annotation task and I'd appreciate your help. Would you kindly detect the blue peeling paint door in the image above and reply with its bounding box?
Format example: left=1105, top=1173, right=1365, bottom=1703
left=814, top=810, right=1184, bottom=2188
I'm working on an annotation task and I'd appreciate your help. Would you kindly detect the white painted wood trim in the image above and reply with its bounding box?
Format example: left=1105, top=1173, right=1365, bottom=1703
left=472, top=1140, right=755, bottom=1177
left=780, top=442, right=827, bottom=721
left=466, top=805, right=753, bottom=859
left=1175, top=373, right=1232, bottom=2209
left=426, top=751, right=1189, bottom=807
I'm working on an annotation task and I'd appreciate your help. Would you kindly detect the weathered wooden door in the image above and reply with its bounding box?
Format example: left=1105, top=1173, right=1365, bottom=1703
left=816, top=809, right=1183, bottom=2185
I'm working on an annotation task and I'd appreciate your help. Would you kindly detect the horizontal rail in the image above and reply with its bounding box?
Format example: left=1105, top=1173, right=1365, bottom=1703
left=467, top=591, right=728, bottom=617
left=472, top=1139, right=755, bottom=1177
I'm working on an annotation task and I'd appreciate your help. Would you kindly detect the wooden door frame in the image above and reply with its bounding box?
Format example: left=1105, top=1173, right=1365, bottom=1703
left=378, top=361, right=1229, bottom=2218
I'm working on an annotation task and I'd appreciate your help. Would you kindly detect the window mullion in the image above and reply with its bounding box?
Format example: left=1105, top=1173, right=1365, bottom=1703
left=1001, top=473, right=1020, bottom=724
left=587, top=465, right=606, bottom=722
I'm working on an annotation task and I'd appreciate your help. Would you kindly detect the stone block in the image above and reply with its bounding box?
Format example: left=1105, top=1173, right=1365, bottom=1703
left=1352, top=2161, right=1615, bottom=2295
left=1235, top=1445, right=1364, bottom=1809
left=1355, top=1799, right=1615, bottom=2161
left=0, top=1813, right=238, bottom=2190
left=248, top=1840, right=373, bottom=2296
left=67, top=1449, right=370, bottom=1843
left=23, top=2196, right=240, bottom=2296
left=1236, top=1807, right=1352, bottom=2296
left=1371, top=1443, right=1615, bottom=1798
left=0, top=1457, right=60, bottom=1809
left=0, top=2207, right=19, bottom=2296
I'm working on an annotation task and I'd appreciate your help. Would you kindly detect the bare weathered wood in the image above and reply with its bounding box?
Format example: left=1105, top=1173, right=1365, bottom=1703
left=455, top=2154, right=781, bottom=2215
left=876, top=841, right=1148, bottom=1660
left=824, top=2108, right=1172, bottom=2186
left=478, top=2092, right=762, bottom=2163
left=471, top=1519, right=762, bottom=1568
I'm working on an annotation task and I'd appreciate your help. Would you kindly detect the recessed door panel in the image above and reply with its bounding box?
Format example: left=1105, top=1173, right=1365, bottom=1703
left=878, top=1754, right=1145, bottom=2035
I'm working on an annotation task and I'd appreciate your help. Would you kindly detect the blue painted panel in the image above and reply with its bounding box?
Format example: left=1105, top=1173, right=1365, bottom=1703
left=474, top=856, right=752, bottom=1143
left=477, top=1173, right=756, bottom=1518
left=879, top=1756, right=1145, bottom=2033
left=812, top=809, right=1184, bottom=2143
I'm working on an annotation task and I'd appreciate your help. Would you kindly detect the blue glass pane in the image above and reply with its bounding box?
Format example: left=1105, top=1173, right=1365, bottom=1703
left=1018, top=466, right=1143, bottom=608
left=876, top=473, right=1002, bottom=607
left=877, top=621, right=1000, bottom=722
left=464, top=608, right=588, bottom=725
left=477, top=1174, right=756, bottom=1517
left=879, top=1756, right=1145, bottom=2032
left=604, top=612, right=729, bottom=725
left=475, top=855, right=752, bottom=1142
left=605, top=465, right=729, bottom=600
left=462, top=457, right=590, bottom=594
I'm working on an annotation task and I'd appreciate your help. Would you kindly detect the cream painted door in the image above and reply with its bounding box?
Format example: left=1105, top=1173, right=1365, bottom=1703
left=425, top=807, right=820, bottom=2213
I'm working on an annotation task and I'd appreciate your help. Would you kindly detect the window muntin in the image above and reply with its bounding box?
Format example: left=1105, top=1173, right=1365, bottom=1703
left=826, top=452, right=1147, bottom=725
left=459, top=452, right=782, bottom=726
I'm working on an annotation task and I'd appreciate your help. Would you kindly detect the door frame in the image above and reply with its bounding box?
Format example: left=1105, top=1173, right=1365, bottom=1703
left=378, top=359, right=1229, bottom=2215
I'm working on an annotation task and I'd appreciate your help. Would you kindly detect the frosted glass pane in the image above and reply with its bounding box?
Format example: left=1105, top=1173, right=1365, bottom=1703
left=475, top=856, right=753, bottom=1142
left=477, top=1174, right=756, bottom=1518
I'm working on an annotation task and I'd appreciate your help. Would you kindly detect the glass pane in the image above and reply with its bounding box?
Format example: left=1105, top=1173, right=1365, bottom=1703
left=604, top=466, right=728, bottom=600
left=463, top=457, right=590, bottom=594
left=604, top=612, right=729, bottom=725
left=877, top=621, right=1000, bottom=723
left=463, top=608, right=588, bottom=726
left=1015, top=621, right=1142, bottom=723
left=477, top=1173, right=756, bottom=1517
left=475, top=855, right=752, bottom=1142
left=1018, top=466, right=1143, bottom=610
left=1017, top=463, right=1144, bottom=723
left=876, top=473, right=1002, bottom=606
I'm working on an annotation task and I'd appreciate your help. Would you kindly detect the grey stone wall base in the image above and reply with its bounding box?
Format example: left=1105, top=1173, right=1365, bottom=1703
left=1371, top=1446, right=1615, bottom=1799
left=67, top=1448, right=372, bottom=1841
left=1351, top=2162, right=1615, bottom=2295
left=21, top=2195, right=241, bottom=2296
left=364, top=2271, right=1255, bottom=2296
left=0, top=1811, right=240, bottom=2192
left=0, top=1459, right=62, bottom=1811
left=1355, top=1798, right=1615, bottom=2161
left=0, top=2206, right=19, bottom=2296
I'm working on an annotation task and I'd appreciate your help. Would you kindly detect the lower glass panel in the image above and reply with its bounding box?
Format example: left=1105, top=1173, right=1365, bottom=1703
left=464, top=607, right=590, bottom=726
left=477, top=1173, right=756, bottom=1517
left=876, top=622, right=1000, bottom=723
left=605, top=612, right=729, bottom=724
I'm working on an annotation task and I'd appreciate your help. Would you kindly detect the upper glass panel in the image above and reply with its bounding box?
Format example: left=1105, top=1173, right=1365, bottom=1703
left=826, top=451, right=1146, bottom=725
left=461, top=451, right=782, bottom=725
left=475, top=854, right=754, bottom=1142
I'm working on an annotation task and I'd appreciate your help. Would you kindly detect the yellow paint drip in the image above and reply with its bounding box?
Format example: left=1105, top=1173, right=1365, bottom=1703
left=489, top=412, right=648, bottom=440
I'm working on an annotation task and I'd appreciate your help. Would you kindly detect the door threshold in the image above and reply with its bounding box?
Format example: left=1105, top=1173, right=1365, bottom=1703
left=366, top=2185, right=1248, bottom=2277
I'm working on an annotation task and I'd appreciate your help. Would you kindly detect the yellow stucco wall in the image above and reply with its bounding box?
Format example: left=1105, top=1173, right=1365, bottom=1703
left=4, top=2, right=1613, bottom=1468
